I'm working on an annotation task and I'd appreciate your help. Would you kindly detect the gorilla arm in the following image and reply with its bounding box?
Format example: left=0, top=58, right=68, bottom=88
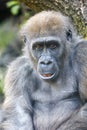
left=72, top=40, right=87, bottom=101
left=57, top=40, right=87, bottom=130
left=61, top=40, right=87, bottom=130
left=0, top=56, right=34, bottom=130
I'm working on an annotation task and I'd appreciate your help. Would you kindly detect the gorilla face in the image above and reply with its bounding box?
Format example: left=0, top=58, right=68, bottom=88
left=21, top=11, right=73, bottom=82
left=30, top=36, right=65, bottom=81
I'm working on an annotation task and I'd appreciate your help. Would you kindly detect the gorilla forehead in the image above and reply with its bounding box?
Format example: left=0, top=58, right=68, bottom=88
left=20, top=11, right=70, bottom=39
left=30, top=36, right=61, bottom=46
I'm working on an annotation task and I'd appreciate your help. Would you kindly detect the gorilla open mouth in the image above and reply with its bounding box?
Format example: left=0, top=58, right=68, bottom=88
left=39, top=73, right=55, bottom=80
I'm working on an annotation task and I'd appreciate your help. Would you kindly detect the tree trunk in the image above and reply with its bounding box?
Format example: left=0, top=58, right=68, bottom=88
left=19, top=0, right=87, bottom=37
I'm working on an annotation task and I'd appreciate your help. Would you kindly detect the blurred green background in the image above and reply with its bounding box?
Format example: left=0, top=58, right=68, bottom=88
left=0, top=0, right=33, bottom=103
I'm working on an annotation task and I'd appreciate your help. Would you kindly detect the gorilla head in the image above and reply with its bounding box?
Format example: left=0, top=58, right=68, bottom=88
left=20, top=11, right=77, bottom=81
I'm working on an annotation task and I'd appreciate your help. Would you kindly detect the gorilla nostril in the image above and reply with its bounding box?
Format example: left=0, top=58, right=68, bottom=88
left=40, top=60, right=52, bottom=65
left=46, top=61, right=52, bottom=65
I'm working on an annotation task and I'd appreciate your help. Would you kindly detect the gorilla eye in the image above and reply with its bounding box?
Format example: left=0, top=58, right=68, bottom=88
left=33, top=44, right=43, bottom=51
left=49, top=44, right=57, bottom=49
left=49, top=41, right=59, bottom=49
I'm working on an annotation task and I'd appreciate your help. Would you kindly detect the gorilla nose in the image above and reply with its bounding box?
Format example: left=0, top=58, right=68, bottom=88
left=39, top=55, right=53, bottom=66
left=40, top=60, right=52, bottom=65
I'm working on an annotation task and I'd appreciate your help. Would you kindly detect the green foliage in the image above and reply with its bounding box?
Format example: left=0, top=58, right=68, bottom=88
left=11, top=5, right=20, bottom=15
left=0, top=69, right=5, bottom=94
left=6, top=0, right=20, bottom=15
left=0, top=21, right=16, bottom=50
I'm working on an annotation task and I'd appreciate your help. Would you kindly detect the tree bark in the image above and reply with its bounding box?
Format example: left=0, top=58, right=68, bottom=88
left=19, top=0, right=87, bottom=37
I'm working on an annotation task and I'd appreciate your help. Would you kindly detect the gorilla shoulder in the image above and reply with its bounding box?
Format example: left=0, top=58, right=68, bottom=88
left=4, top=56, right=33, bottom=97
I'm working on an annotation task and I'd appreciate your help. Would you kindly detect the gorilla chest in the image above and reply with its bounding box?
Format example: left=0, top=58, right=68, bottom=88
left=33, top=99, right=80, bottom=130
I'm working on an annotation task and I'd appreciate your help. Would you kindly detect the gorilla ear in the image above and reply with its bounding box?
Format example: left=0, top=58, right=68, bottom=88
left=66, top=29, right=72, bottom=41
left=23, top=35, right=27, bottom=43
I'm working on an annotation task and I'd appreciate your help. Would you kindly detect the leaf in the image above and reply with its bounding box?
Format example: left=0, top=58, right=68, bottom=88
left=6, top=1, right=18, bottom=8
left=11, top=5, right=20, bottom=15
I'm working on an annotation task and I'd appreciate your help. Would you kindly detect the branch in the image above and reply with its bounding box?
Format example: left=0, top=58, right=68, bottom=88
left=19, top=0, right=87, bottom=37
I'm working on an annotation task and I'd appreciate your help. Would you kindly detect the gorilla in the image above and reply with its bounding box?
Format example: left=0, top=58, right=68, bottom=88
left=0, top=11, right=87, bottom=130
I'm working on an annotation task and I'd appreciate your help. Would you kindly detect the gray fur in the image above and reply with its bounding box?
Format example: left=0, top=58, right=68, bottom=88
left=0, top=11, right=87, bottom=130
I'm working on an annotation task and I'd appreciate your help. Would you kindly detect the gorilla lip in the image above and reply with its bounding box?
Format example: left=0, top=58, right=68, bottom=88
left=39, top=73, right=55, bottom=80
